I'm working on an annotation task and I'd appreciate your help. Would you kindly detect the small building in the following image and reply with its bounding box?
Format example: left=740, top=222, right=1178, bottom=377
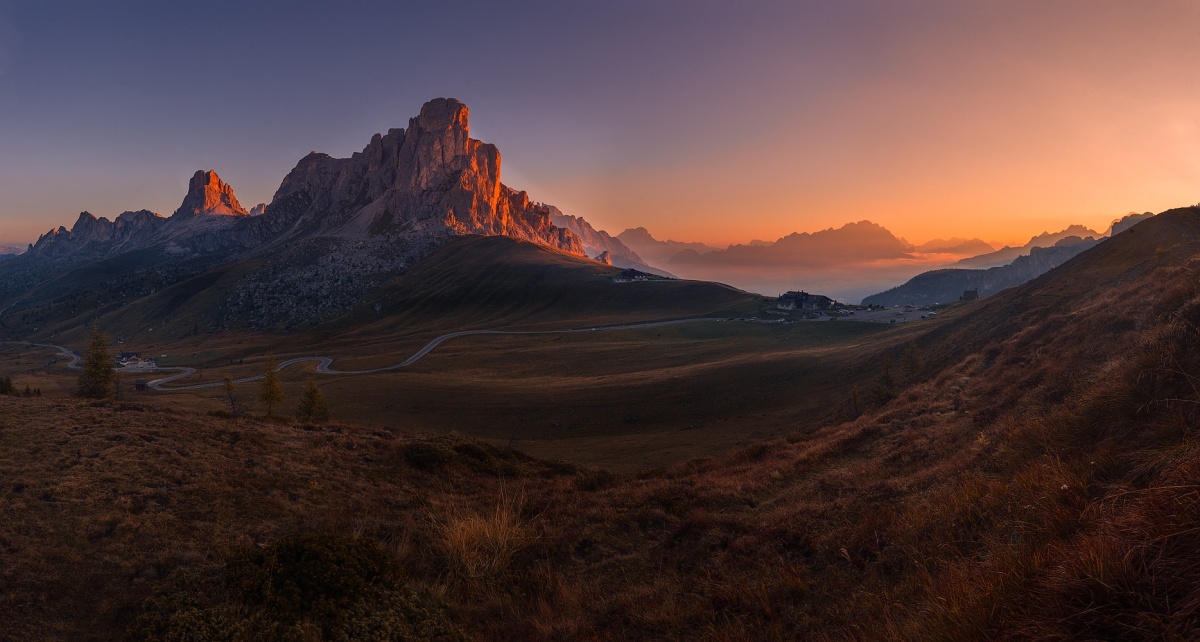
left=613, top=268, right=651, bottom=282
left=777, top=291, right=836, bottom=311
left=961, top=289, right=979, bottom=301
left=134, top=379, right=148, bottom=392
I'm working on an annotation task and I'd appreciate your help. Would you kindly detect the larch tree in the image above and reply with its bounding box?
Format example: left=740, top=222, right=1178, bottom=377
left=295, top=378, right=330, bottom=423
left=78, top=323, right=116, bottom=399
left=224, top=376, right=239, bottom=417
left=259, top=358, right=284, bottom=418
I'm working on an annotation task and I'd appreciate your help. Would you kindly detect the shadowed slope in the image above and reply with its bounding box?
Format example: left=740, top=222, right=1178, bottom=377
left=343, top=235, right=756, bottom=334
left=15, top=234, right=759, bottom=353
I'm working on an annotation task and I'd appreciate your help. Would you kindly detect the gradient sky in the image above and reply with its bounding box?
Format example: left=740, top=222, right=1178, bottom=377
left=2, top=0, right=1200, bottom=248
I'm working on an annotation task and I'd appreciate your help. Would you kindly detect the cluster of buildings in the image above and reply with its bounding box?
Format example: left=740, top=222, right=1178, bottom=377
left=613, top=268, right=653, bottom=282
left=775, top=291, right=840, bottom=312
left=116, top=351, right=156, bottom=369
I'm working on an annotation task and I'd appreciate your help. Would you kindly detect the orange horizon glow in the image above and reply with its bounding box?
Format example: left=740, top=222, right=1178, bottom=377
left=5, top=2, right=1200, bottom=256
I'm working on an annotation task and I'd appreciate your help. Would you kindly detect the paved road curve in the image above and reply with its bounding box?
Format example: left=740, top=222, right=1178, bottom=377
left=2, top=317, right=727, bottom=393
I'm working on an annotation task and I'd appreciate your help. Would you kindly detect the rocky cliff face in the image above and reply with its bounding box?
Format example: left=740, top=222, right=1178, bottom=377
left=174, top=170, right=248, bottom=217
left=29, top=210, right=166, bottom=258
left=260, top=98, right=583, bottom=254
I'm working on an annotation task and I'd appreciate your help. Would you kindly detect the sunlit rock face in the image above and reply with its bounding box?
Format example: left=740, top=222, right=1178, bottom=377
left=173, top=170, right=249, bottom=217
left=24, top=98, right=582, bottom=260
left=264, top=97, right=583, bottom=255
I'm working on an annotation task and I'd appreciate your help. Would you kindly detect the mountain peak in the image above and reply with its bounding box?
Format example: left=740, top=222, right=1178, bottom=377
left=173, top=169, right=248, bottom=217
left=414, top=97, right=470, bottom=134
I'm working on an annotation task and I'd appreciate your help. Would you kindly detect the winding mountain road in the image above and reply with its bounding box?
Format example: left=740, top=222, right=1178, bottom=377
left=2, top=317, right=728, bottom=393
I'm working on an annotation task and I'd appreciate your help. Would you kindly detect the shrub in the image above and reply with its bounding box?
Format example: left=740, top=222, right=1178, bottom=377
left=129, top=532, right=464, bottom=641
left=401, top=441, right=456, bottom=470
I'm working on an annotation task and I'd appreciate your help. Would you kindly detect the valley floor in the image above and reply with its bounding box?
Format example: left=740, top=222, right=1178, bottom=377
left=1, top=318, right=901, bottom=470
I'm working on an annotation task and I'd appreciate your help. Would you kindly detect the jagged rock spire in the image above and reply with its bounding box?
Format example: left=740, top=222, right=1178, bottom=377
left=173, top=170, right=248, bottom=217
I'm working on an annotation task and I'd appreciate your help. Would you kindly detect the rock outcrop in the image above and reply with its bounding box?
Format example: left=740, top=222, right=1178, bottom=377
left=260, top=98, right=583, bottom=254
left=29, top=210, right=166, bottom=257
left=173, top=170, right=248, bottom=217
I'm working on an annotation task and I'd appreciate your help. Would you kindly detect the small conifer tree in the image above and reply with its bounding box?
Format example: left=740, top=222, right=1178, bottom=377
left=78, top=324, right=116, bottom=399
left=295, top=379, right=330, bottom=423
left=259, top=358, right=284, bottom=418
left=873, top=355, right=897, bottom=404
left=901, top=342, right=924, bottom=384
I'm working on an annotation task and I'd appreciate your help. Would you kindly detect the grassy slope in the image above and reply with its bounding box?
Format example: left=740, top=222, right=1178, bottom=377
left=8, top=212, right=1200, bottom=638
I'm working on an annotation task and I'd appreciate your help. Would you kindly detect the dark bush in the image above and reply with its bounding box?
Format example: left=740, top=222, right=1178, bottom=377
left=129, top=532, right=464, bottom=641
left=401, top=441, right=455, bottom=470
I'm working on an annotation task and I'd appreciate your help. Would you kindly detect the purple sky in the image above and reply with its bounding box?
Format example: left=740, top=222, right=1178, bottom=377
left=3, top=1, right=1200, bottom=248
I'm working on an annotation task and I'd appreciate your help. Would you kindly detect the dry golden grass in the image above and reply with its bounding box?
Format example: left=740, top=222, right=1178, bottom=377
left=433, top=485, right=530, bottom=582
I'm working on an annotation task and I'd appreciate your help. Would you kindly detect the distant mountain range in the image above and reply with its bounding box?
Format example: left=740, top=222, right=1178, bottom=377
left=861, top=212, right=1159, bottom=306
left=548, top=210, right=672, bottom=276
left=953, top=224, right=1101, bottom=269
left=611, top=221, right=997, bottom=301
left=666, top=221, right=911, bottom=267
left=0, top=98, right=601, bottom=335
left=614, top=225, right=994, bottom=270
left=861, top=236, right=1102, bottom=307
left=615, top=228, right=720, bottom=265
left=911, top=237, right=996, bottom=254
